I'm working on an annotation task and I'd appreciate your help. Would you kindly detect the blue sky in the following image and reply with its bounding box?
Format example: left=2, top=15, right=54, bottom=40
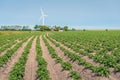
left=0, top=0, right=120, bottom=29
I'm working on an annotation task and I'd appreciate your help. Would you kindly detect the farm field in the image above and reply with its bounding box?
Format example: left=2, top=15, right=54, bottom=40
left=0, top=31, right=120, bottom=80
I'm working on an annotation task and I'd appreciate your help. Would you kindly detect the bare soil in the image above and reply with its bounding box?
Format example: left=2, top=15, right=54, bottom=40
left=0, top=37, right=32, bottom=80
left=40, top=36, right=72, bottom=80
left=109, top=68, right=120, bottom=80
left=23, top=37, right=38, bottom=80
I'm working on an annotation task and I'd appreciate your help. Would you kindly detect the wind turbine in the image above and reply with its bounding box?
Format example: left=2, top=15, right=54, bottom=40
left=40, top=8, right=47, bottom=25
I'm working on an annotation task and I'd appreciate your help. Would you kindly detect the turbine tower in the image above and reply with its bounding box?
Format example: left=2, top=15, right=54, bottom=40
left=40, top=8, right=47, bottom=25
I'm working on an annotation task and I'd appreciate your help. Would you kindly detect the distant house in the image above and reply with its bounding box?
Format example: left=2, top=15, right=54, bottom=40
left=59, top=28, right=63, bottom=32
left=51, top=27, right=55, bottom=31
left=50, top=27, right=64, bottom=32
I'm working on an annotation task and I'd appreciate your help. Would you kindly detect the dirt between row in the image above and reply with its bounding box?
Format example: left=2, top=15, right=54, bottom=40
left=40, top=36, right=72, bottom=80
left=23, top=37, right=38, bottom=80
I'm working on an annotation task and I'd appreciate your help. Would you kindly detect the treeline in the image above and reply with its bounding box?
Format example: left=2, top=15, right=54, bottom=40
left=0, top=25, right=31, bottom=31
left=34, top=25, right=75, bottom=31
left=0, top=25, right=76, bottom=31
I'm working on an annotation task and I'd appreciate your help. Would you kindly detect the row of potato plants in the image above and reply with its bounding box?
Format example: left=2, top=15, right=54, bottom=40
left=0, top=32, right=30, bottom=47
left=0, top=39, right=21, bottom=53
left=50, top=35, right=120, bottom=73
left=0, top=36, right=30, bottom=67
left=63, top=41, right=119, bottom=68
left=70, top=45, right=120, bottom=72
left=50, top=31, right=120, bottom=53
left=36, top=36, right=51, bottom=80
left=49, top=31, right=120, bottom=72
left=0, top=32, right=33, bottom=51
left=50, top=31, right=120, bottom=56
left=47, top=35, right=110, bottom=77
left=69, top=44, right=120, bottom=71
left=0, top=35, right=15, bottom=47
left=8, top=36, right=34, bottom=80
left=43, top=36, right=82, bottom=80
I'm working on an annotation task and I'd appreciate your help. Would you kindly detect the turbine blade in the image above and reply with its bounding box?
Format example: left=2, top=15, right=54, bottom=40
left=41, top=8, right=44, bottom=15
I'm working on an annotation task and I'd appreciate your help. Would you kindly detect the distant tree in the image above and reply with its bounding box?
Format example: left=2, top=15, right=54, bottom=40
left=34, top=25, right=40, bottom=30
left=40, top=25, right=45, bottom=31
left=64, top=26, right=68, bottom=31
left=55, top=26, right=60, bottom=31
left=105, top=29, right=108, bottom=31
left=83, top=29, right=86, bottom=31
left=39, top=25, right=50, bottom=31
left=72, top=28, right=76, bottom=31
left=22, top=26, right=31, bottom=31
left=44, top=26, right=51, bottom=31
left=1, top=25, right=22, bottom=30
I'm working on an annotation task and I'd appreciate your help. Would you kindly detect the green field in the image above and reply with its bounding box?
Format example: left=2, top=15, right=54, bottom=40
left=0, top=31, right=120, bottom=80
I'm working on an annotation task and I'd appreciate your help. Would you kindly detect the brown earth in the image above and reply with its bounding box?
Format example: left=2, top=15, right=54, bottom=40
left=109, top=68, right=120, bottom=80
left=40, top=36, right=72, bottom=80
left=23, top=37, right=38, bottom=80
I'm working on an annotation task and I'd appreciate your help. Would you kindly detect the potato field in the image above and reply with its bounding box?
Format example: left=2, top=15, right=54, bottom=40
left=0, top=31, right=120, bottom=80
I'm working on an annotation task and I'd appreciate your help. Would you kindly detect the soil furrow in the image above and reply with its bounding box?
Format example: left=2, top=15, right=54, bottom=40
left=0, top=37, right=32, bottom=80
left=109, top=68, right=120, bottom=80
left=23, top=37, right=38, bottom=80
left=40, top=36, right=71, bottom=80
